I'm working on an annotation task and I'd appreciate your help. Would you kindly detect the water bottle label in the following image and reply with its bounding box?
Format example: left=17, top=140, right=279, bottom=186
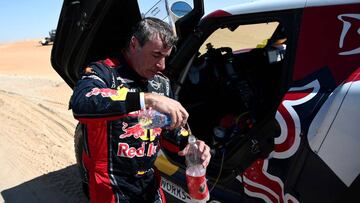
left=186, top=175, right=209, bottom=200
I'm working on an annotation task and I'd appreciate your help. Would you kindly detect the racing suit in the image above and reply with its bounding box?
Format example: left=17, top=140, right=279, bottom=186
left=70, top=55, right=172, bottom=203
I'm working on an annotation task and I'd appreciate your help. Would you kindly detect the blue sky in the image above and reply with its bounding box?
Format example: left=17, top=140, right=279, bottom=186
left=0, top=0, right=241, bottom=43
left=0, top=0, right=63, bottom=43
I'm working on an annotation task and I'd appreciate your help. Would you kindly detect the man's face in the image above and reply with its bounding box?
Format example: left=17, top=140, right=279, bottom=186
left=129, top=33, right=172, bottom=79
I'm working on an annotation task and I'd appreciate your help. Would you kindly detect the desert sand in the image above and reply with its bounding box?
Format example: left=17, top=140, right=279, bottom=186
left=0, top=40, right=87, bottom=202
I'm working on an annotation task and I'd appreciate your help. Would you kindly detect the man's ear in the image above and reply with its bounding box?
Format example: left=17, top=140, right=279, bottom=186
left=130, top=36, right=141, bottom=52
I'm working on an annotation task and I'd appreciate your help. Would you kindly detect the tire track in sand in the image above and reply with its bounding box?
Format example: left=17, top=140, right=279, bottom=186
left=0, top=79, right=87, bottom=202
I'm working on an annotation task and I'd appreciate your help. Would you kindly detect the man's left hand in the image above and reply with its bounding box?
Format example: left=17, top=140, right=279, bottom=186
left=178, top=139, right=211, bottom=168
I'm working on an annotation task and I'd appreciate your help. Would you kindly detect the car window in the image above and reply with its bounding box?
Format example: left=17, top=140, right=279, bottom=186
left=199, top=22, right=279, bottom=54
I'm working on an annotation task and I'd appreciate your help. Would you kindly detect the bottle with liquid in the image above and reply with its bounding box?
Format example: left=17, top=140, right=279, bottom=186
left=185, top=135, right=210, bottom=203
left=138, top=108, right=171, bottom=129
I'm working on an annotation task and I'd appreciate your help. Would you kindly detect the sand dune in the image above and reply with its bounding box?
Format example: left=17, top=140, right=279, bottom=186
left=0, top=40, right=60, bottom=79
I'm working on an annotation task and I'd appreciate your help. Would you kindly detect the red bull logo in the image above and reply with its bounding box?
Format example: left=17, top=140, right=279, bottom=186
left=239, top=81, right=318, bottom=203
left=117, top=122, right=161, bottom=158
left=120, top=122, right=162, bottom=141
left=117, top=142, right=158, bottom=158
left=85, top=87, right=118, bottom=97
left=120, top=122, right=145, bottom=139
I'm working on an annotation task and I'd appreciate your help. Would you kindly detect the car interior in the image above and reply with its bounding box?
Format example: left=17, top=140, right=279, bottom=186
left=163, top=21, right=289, bottom=180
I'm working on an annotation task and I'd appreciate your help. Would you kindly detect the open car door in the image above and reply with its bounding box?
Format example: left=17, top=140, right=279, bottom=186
left=51, top=0, right=142, bottom=89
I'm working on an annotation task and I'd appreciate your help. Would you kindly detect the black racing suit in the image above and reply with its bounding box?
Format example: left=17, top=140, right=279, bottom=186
left=70, top=56, right=172, bottom=203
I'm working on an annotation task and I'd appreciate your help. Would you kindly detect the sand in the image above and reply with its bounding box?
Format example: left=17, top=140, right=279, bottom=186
left=0, top=40, right=87, bottom=202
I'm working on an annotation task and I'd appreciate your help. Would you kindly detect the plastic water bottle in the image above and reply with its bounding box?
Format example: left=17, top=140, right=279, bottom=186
left=185, top=135, right=210, bottom=203
left=138, top=109, right=171, bottom=129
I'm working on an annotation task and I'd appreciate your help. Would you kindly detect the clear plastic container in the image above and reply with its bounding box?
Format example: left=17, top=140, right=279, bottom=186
left=138, top=109, right=171, bottom=129
left=185, top=135, right=210, bottom=202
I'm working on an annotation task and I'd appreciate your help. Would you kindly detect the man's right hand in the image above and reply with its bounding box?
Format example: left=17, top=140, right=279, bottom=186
left=144, top=93, right=189, bottom=129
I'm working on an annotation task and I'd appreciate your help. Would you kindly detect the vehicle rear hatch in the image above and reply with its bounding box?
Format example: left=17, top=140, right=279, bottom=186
left=51, top=0, right=141, bottom=88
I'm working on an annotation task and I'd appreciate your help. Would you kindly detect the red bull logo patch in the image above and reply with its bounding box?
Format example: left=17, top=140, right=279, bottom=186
left=85, top=87, right=129, bottom=101
left=85, top=87, right=118, bottom=97
left=117, top=142, right=157, bottom=158
left=120, top=123, right=145, bottom=139
left=120, top=122, right=162, bottom=141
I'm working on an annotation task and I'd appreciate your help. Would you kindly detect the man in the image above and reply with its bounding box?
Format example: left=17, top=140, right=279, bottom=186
left=71, top=17, right=211, bottom=203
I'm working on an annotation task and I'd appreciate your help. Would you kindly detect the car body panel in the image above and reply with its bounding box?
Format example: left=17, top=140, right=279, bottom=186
left=221, top=0, right=306, bottom=16
left=209, top=0, right=359, bottom=17
left=308, top=67, right=360, bottom=187
left=293, top=3, right=360, bottom=84
left=155, top=150, right=180, bottom=176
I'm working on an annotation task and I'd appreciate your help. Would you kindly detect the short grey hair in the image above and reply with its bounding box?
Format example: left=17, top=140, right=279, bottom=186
left=125, top=17, right=177, bottom=50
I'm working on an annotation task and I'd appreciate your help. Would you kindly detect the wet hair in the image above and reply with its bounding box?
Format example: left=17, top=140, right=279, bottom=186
left=125, top=17, right=177, bottom=50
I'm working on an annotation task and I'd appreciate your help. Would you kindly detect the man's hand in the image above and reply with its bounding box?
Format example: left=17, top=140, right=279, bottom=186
left=178, top=139, right=211, bottom=168
left=144, top=93, right=189, bottom=129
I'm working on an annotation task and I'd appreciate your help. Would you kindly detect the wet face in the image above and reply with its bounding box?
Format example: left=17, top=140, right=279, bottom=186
left=128, top=33, right=172, bottom=79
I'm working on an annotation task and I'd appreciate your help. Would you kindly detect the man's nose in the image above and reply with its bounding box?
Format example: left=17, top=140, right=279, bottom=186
left=155, top=57, right=165, bottom=70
